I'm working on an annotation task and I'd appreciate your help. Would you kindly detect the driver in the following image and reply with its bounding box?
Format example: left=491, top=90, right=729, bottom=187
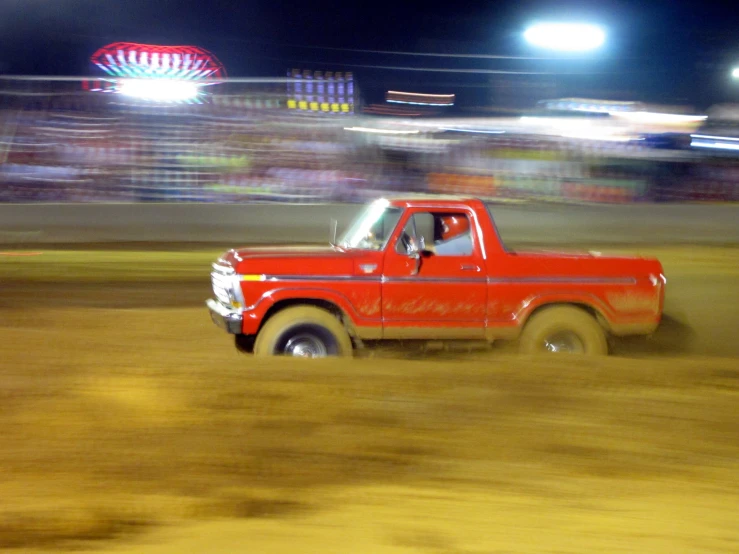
left=429, top=215, right=473, bottom=256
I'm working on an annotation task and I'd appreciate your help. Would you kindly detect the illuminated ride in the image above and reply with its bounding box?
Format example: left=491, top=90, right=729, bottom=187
left=86, top=42, right=226, bottom=103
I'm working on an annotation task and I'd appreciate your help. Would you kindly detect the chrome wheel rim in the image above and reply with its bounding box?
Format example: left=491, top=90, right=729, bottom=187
left=283, top=334, right=328, bottom=358
left=544, top=331, right=585, bottom=353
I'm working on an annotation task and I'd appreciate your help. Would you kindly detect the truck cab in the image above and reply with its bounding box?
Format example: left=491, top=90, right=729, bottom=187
left=207, top=196, right=665, bottom=357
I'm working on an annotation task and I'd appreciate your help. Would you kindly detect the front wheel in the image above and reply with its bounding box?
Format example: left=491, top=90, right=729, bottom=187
left=519, top=306, right=608, bottom=355
left=254, top=306, right=353, bottom=358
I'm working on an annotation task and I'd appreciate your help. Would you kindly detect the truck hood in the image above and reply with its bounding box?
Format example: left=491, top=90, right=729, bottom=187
left=216, top=245, right=361, bottom=277
left=221, top=245, right=345, bottom=261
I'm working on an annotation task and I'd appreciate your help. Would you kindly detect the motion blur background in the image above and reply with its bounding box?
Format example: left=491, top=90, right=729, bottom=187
left=1, top=0, right=739, bottom=205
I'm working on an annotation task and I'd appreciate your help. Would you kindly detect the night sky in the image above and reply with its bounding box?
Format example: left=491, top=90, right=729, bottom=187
left=1, top=0, right=739, bottom=108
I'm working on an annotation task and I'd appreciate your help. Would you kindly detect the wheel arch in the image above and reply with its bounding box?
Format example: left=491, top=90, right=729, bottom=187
left=519, top=297, right=612, bottom=332
left=245, top=286, right=370, bottom=335
left=258, top=297, right=352, bottom=336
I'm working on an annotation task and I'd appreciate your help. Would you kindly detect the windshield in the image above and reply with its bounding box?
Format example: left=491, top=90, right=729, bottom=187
left=339, top=199, right=403, bottom=250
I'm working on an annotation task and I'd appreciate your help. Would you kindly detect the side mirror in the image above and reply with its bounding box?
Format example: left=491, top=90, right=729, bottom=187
left=409, top=251, right=421, bottom=275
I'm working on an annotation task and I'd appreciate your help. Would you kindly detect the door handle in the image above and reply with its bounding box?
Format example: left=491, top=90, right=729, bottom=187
left=460, top=264, right=479, bottom=271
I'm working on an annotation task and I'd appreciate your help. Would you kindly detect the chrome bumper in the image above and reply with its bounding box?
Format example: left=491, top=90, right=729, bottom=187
left=206, top=299, right=243, bottom=334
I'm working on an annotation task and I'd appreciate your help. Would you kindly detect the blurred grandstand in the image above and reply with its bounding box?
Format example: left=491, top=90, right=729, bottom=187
left=0, top=75, right=737, bottom=204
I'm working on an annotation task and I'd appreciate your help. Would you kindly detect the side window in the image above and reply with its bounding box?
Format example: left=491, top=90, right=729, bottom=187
left=430, top=211, right=473, bottom=257
left=412, top=212, right=435, bottom=247
left=394, top=211, right=473, bottom=256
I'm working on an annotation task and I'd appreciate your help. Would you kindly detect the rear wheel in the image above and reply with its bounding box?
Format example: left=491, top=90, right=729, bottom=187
left=254, top=306, right=353, bottom=358
left=519, top=306, right=608, bottom=355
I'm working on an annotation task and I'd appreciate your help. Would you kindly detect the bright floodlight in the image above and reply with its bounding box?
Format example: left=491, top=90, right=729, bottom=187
left=524, top=23, right=605, bottom=51
left=732, top=67, right=739, bottom=79
left=118, top=79, right=200, bottom=102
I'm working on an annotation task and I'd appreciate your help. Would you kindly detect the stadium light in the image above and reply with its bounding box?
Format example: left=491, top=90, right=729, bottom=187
left=732, top=67, right=739, bottom=79
left=118, top=79, right=200, bottom=102
left=524, top=23, right=606, bottom=51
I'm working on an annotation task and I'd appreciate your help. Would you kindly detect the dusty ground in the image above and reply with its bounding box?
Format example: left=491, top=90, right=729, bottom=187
left=0, top=245, right=737, bottom=552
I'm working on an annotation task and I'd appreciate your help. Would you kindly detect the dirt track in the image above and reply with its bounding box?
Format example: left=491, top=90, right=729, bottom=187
left=0, top=245, right=738, bottom=552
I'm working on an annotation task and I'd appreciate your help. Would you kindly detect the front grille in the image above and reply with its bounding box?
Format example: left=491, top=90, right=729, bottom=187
left=211, top=263, right=235, bottom=306
left=211, top=273, right=232, bottom=305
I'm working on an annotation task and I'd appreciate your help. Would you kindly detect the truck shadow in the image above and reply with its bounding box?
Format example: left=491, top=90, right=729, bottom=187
left=610, top=313, right=698, bottom=356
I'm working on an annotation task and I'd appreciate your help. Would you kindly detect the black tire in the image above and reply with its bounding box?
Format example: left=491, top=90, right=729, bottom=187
left=234, top=334, right=255, bottom=354
left=253, top=306, right=353, bottom=358
left=519, top=305, right=608, bottom=355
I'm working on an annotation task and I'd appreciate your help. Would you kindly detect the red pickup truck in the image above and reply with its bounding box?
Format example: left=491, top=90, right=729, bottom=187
left=206, top=196, right=665, bottom=356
